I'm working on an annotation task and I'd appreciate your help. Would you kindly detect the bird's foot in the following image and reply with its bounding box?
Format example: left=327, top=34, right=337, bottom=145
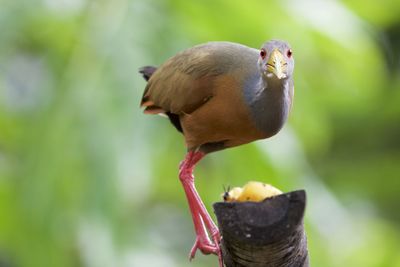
left=189, top=236, right=217, bottom=259
left=189, top=231, right=223, bottom=267
left=213, top=232, right=223, bottom=267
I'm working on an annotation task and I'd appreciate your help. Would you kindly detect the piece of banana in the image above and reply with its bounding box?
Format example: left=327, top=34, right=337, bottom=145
left=222, top=181, right=282, bottom=202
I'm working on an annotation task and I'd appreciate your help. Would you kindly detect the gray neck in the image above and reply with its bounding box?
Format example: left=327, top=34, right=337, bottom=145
left=247, top=77, right=291, bottom=137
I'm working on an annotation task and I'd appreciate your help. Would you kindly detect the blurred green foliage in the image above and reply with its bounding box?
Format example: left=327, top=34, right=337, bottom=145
left=1, top=0, right=400, bottom=266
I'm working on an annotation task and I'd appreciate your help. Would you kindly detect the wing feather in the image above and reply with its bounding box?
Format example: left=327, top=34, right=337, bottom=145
left=140, top=42, right=258, bottom=115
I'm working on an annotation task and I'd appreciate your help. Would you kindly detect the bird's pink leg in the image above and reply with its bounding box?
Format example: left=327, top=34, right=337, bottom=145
left=179, top=151, right=223, bottom=267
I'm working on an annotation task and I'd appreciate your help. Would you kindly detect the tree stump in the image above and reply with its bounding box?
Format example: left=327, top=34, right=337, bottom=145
left=213, top=190, right=309, bottom=267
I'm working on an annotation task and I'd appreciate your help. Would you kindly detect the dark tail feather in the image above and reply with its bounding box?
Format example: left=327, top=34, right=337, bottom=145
left=166, top=112, right=183, bottom=133
left=139, top=66, right=157, bottom=81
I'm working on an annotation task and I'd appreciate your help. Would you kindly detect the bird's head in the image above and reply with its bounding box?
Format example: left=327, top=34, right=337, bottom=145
left=258, top=40, right=294, bottom=82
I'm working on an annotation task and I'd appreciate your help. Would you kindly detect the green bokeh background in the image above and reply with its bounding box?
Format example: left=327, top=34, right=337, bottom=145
left=1, top=0, right=400, bottom=266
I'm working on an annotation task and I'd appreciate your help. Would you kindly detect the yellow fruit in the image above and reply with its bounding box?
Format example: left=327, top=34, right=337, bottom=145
left=222, top=181, right=282, bottom=202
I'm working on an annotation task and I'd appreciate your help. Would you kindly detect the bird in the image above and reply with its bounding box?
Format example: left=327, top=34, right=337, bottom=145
left=222, top=181, right=282, bottom=202
left=139, top=39, right=294, bottom=267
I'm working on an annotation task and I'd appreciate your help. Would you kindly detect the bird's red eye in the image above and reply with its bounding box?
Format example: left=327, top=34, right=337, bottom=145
left=260, top=49, right=266, bottom=59
left=287, top=49, right=293, bottom=58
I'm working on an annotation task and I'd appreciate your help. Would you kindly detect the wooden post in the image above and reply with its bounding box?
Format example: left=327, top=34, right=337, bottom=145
left=213, top=190, right=309, bottom=267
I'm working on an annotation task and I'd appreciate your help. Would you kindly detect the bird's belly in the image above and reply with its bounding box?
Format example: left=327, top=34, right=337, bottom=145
left=182, top=113, right=265, bottom=152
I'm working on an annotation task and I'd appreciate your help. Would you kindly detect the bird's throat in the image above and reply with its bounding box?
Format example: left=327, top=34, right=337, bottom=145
left=249, top=79, right=291, bottom=137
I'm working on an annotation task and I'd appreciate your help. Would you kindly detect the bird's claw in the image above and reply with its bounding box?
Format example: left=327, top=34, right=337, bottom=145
left=189, top=233, right=223, bottom=267
left=189, top=237, right=217, bottom=260
left=212, top=232, right=224, bottom=267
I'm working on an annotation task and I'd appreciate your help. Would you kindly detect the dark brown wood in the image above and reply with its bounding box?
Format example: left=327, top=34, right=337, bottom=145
left=213, top=190, right=309, bottom=267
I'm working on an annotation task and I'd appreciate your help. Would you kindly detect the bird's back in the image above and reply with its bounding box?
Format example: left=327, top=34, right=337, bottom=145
left=141, top=42, right=260, bottom=115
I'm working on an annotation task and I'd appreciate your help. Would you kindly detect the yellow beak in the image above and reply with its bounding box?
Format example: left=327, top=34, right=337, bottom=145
left=266, top=49, right=287, bottom=79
